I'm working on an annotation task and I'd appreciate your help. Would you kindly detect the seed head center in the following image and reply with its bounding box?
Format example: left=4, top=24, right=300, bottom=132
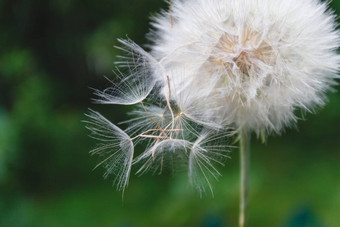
left=211, top=30, right=274, bottom=75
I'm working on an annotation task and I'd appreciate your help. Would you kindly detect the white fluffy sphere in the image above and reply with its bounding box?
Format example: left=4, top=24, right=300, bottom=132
left=149, top=0, right=340, bottom=135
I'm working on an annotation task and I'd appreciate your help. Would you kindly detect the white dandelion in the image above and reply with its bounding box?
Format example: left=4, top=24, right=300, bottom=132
left=151, top=0, right=340, bottom=136
left=87, top=0, right=339, bottom=226
left=147, top=0, right=339, bottom=226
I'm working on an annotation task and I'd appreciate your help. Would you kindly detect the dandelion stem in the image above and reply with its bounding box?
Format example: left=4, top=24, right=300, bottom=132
left=239, top=129, right=250, bottom=227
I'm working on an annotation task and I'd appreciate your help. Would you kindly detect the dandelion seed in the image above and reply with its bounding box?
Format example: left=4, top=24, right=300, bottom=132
left=189, top=131, right=231, bottom=195
left=93, top=39, right=162, bottom=105
left=85, top=110, right=134, bottom=191
left=135, top=139, right=190, bottom=176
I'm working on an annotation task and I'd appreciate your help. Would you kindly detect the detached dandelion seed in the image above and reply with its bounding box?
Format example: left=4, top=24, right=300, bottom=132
left=86, top=0, right=339, bottom=226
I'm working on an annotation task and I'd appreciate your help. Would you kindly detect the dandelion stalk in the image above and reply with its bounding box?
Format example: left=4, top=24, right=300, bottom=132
left=239, top=129, right=250, bottom=227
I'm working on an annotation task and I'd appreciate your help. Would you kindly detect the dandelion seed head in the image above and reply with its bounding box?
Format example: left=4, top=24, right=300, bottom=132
left=86, top=0, right=339, bottom=193
left=150, top=0, right=340, bottom=135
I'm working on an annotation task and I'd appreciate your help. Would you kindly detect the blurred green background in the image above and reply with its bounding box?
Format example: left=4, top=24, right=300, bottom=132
left=0, top=0, right=339, bottom=226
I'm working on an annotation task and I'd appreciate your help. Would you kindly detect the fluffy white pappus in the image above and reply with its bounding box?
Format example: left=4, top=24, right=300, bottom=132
left=164, top=69, right=228, bottom=129
left=87, top=0, right=339, bottom=193
left=135, top=139, right=191, bottom=176
left=149, top=0, right=340, bottom=136
left=84, top=110, right=134, bottom=191
left=133, top=130, right=230, bottom=195
left=93, top=39, right=164, bottom=105
left=188, top=131, right=231, bottom=195
left=86, top=93, right=232, bottom=192
left=122, top=104, right=169, bottom=136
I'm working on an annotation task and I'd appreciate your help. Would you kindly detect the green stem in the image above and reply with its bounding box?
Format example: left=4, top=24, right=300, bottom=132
left=239, top=129, right=250, bottom=227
